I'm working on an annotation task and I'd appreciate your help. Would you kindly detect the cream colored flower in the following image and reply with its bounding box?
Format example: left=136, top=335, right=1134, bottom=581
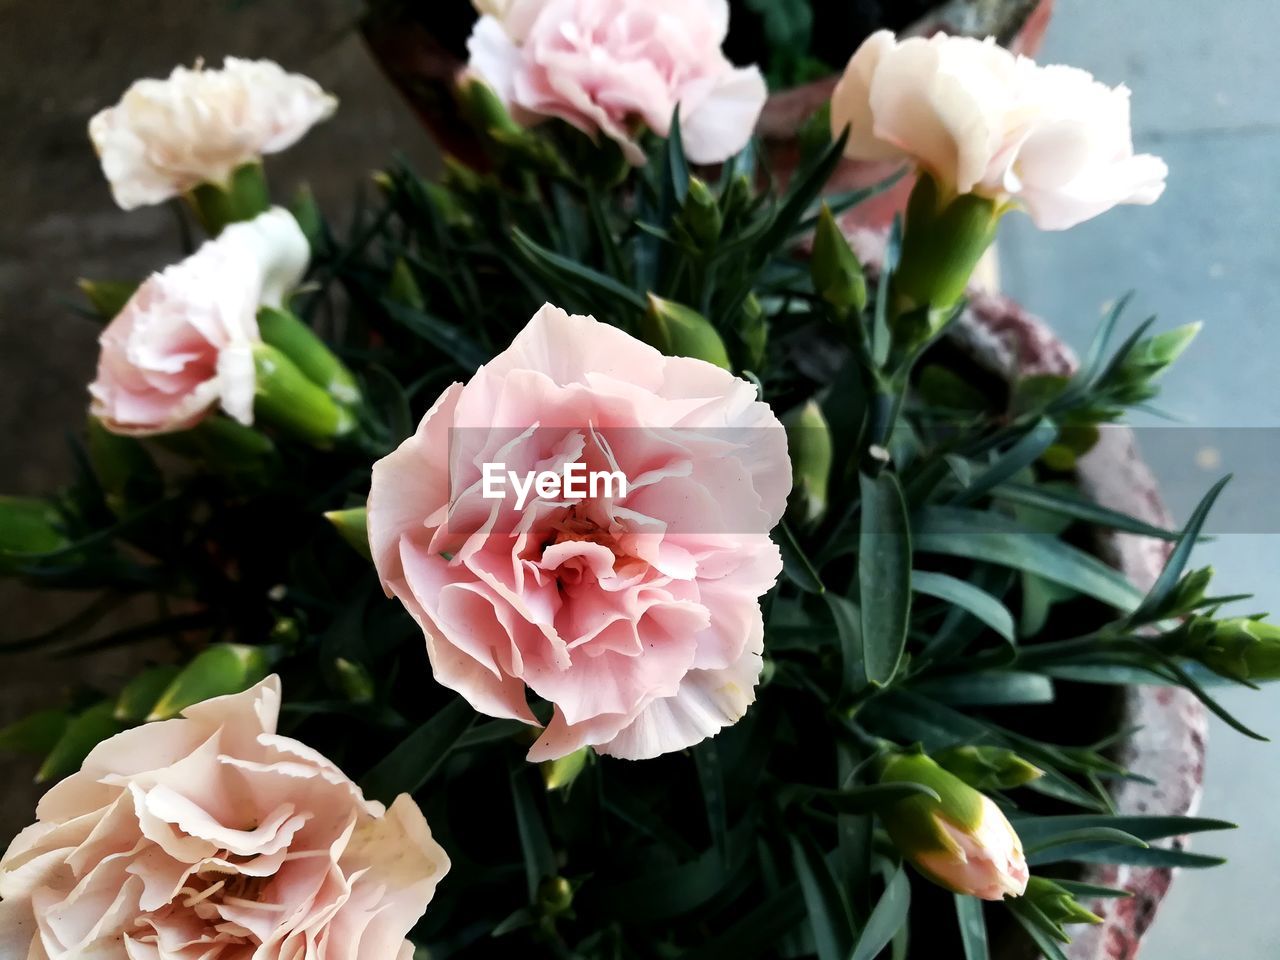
left=90, top=57, right=337, bottom=210
left=831, top=31, right=1167, bottom=229
left=0, top=677, right=449, bottom=959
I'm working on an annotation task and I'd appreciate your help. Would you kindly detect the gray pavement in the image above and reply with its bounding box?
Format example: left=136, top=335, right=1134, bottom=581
left=1000, top=1, right=1280, bottom=954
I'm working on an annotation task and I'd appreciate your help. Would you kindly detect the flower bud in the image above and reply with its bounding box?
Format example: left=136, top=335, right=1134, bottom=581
left=257, top=306, right=361, bottom=406
left=458, top=73, right=524, bottom=139
left=933, top=745, right=1044, bottom=792
left=541, top=746, right=590, bottom=792
left=811, top=204, right=867, bottom=315
left=878, top=750, right=1029, bottom=901
left=537, top=876, right=574, bottom=917
left=679, top=177, right=723, bottom=249
left=325, top=507, right=371, bottom=559
left=333, top=657, right=376, bottom=703
left=1023, top=877, right=1103, bottom=927
left=1105, top=322, right=1202, bottom=406
left=641, top=295, right=732, bottom=370
left=1190, top=616, right=1280, bottom=682
left=892, top=172, right=1002, bottom=316
left=739, top=293, right=768, bottom=371
left=252, top=343, right=357, bottom=445
left=785, top=400, right=833, bottom=527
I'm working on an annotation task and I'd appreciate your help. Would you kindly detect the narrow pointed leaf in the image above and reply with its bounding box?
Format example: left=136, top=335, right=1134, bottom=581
left=860, top=471, right=912, bottom=685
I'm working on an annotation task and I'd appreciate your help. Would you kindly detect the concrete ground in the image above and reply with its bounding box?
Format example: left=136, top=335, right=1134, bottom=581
left=1001, top=1, right=1280, bottom=955
left=0, top=0, right=432, bottom=838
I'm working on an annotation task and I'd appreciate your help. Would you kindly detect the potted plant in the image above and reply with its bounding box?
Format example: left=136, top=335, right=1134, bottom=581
left=0, top=11, right=1266, bottom=960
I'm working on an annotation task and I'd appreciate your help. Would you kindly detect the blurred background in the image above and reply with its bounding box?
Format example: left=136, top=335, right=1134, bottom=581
left=0, top=0, right=1277, bottom=955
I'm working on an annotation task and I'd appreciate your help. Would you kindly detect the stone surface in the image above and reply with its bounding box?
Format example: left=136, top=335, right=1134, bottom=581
left=1001, top=3, right=1280, bottom=957
left=0, top=0, right=433, bottom=838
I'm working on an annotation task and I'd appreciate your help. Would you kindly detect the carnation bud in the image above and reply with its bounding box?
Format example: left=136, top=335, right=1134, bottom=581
left=1023, top=877, right=1103, bottom=927
left=892, top=172, right=1001, bottom=316
left=811, top=204, right=867, bottom=315
left=252, top=343, right=357, bottom=445
left=1188, top=616, right=1280, bottom=682
left=933, top=745, right=1044, bottom=792
left=878, top=750, right=1029, bottom=901
left=784, top=400, right=833, bottom=527
left=458, top=73, right=524, bottom=138
left=537, top=876, right=575, bottom=917
left=189, top=162, right=271, bottom=235
left=333, top=657, right=376, bottom=704
left=680, top=178, right=723, bottom=248
left=541, top=746, right=591, bottom=792
left=739, top=293, right=768, bottom=371
left=1105, top=322, right=1202, bottom=406
left=389, top=258, right=426, bottom=310
left=257, top=306, right=361, bottom=407
left=642, top=295, right=732, bottom=370
left=325, top=507, right=371, bottom=560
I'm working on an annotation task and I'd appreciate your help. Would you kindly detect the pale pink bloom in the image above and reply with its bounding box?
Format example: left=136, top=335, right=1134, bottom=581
left=831, top=30, right=1167, bottom=229
left=88, top=207, right=309, bottom=436
left=917, top=795, right=1030, bottom=901
left=0, top=677, right=449, bottom=960
left=467, top=0, right=767, bottom=165
left=368, top=304, right=790, bottom=761
left=90, top=58, right=337, bottom=210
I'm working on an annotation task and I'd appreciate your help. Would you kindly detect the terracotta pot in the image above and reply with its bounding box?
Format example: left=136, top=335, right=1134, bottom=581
left=957, top=290, right=1205, bottom=960
left=361, top=0, right=1055, bottom=181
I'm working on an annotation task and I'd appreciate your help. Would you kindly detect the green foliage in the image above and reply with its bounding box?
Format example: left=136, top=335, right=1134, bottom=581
left=0, top=85, right=1261, bottom=960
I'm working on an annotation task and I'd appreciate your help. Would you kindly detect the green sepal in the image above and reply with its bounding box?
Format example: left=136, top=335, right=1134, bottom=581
left=188, top=162, right=271, bottom=235
left=257, top=307, right=361, bottom=406
left=253, top=343, right=357, bottom=445
left=933, top=745, right=1044, bottom=791
left=325, top=507, right=371, bottom=560
left=641, top=295, right=732, bottom=370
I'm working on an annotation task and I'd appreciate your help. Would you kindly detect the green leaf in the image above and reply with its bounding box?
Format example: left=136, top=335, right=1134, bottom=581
left=912, top=571, right=1014, bottom=645
left=776, top=521, right=825, bottom=594
left=954, top=894, right=990, bottom=960
left=911, top=672, right=1054, bottom=707
left=992, top=481, right=1179, bottom=541
left=756, top=129, right=849, bottom=261
left=953, top=418, right=1058, bottom=505
left=380, top=300, right=489, bottom=372
left=683, top=885, right=807, bottom=960
left=360, top=697, right=475, bottom=804
left=511, top=765, right=558, bottom=900
left=795, top=782, right=941, bottom=815
left=325, top=508, right=371, bottom=560
left=860, top=471, right=912, bottom=685
left=825, top=593, right=864, bottom=698
left=115, top=665, right=181, bottom=723
left=914, top=507, right=1143, bottom=613
left=0, top=708, right=70, bottom=756
left=694, top=741, right=730, bottom=868
left=1013, top=814, right=1236, bottom=846
left=851, top=865, right=911, bottom=960
left=148, top=645, right=272, bottom=721
left=511, top=228, right=647, bottom=311
left=790, top=834, right=856, bottom=960
left=1023, top=827, right=1149, bottom=858
left=1007, top=898, right=1071, bottom=960
left=1128, top=476, right=1230, bottom=624
left=38, top=701, right=124, bottom=783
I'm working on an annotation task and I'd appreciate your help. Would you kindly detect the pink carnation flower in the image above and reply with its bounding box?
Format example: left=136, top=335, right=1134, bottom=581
left=467, top=0, right=767, bottom=165
left=368, top=305, right=791, bottom=760
left=0, top=678, right=449, bottom=959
